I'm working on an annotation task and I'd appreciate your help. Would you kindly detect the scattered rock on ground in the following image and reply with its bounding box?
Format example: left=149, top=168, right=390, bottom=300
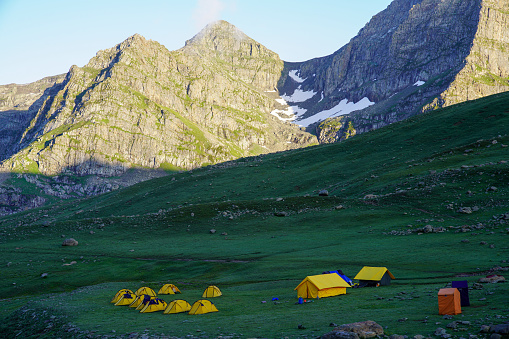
left=479, top=275, right=505, bottom=283
left=336, top=320, right=384, bottom=339
left=458, top=207, right=473, bottom=214
left=319, top=190, right=329, bottom=196
left=274, top=211, right=288, bottom=217
left=490, top=323, right=509, bottom=334
left=62, top=238, right=78, bottom=246
left=321, top=331, right=360, bottom=339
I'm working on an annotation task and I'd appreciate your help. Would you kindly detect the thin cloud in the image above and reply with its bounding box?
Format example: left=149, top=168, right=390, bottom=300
left=193, top=0, right=226, bottom=30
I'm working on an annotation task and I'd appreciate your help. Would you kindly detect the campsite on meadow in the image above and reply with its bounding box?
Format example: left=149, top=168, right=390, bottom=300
left=0, top=91, right=508, bottom=337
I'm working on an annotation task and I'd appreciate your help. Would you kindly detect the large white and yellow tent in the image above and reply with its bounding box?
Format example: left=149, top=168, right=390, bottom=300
left=294, top=273, right=351, bottom=299
left=354, top=266, right=395, bottom=287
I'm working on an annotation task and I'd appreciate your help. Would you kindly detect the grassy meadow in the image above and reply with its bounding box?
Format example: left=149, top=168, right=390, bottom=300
left=0, top=92, right=508, bottom=337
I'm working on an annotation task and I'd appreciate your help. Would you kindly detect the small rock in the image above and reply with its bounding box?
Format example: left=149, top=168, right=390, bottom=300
left=447, top=321, right=457, bottom=329
left=221, top=232, right=227, bottom=236
left=435, top=328, right=447, bottom=336
left=335, top=205, right=345, bottom=210
left=490, top=335, right=502, bottom=339
left=319, top=190, right=329, bottom=196
left=41, top=273, right=48, bottom=278
left=298, top=324, right=306, bottom=330
left=480, top=325, right=491, bottom=333
left=321, top=331, right=360, bottom=339
left=62, top=238, right=78, bottom=246
left=209, top=229, right=216, bottom=234
left=276, top=197, right=284, bottom=201
left=487, top=186, right=498, bottom=192
left=274, top=211, right=288, bottom=217
left=458, top=207, right=473, bottom=214
left=490, top=323, right=509, bottom=334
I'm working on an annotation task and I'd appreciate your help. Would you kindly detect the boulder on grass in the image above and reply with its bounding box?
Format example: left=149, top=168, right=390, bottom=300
left=337, top=321, right=384, bottom=339
left=321, top=331, right=360, bottom=339
left=62, top=238, right=78, bottom=246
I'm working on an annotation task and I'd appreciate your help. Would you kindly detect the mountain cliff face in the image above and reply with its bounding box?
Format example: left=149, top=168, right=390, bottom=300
left=0, top=75, right=66, bottom=160
left=275, top=0, right=509, bottom=142
left=0, top=21, right=316, bottom=176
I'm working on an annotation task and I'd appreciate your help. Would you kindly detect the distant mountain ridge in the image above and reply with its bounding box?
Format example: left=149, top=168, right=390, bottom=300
left=0, top=21, right=316, bottom=176
left=0, top=0, right=508, bottom=215
left=275, top=0, right=509, bottom=142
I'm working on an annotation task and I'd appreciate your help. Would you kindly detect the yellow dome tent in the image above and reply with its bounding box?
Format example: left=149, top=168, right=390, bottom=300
left=135, top=286, right=157, bottom=297
left=140, top=298, right=167, bottom=313
left=114, top=291, right=137, bottom=306
left=164, top=299, right=192, bottom=314
left=189, top=299, right=218, bottom=315
left=294, top=273, right=351, bottom=299
left=136, top=296, right=155, bottom=311
left=202, top=285, right=222, bottom=298
left=129, top=294, right=151, bottom=308
left=111, top=289, right=133, bottom=303
left=158, top=284, right=181, bottom=294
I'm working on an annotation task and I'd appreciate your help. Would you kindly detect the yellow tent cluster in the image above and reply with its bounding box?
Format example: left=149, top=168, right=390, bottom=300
left=111, top=284, right=220, bottom=315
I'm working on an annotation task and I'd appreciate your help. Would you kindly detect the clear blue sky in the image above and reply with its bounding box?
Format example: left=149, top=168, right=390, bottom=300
left=0, top=0, right=392, bottom=85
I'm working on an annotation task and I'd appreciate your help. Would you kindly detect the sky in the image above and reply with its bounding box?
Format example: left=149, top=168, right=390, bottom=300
left=0, top=0, right=393, bottom=85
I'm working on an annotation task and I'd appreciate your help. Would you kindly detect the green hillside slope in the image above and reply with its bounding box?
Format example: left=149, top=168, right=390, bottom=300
left=0, top=92, right=508, bottom=337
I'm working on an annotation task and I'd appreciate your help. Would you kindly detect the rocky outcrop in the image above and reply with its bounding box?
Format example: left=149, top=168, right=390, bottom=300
left=0, top=185, right=46, bottom=216
left=0, top=75, right=66, bottom=160
left=275, top=0, right=509, bottom=142
left=0, top=21, right=316, bottom=176
left=426, top=0, right=509, bottom=109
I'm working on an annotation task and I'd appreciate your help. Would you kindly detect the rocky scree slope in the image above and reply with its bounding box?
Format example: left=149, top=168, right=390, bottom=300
left=278, top=0, right=509, bottom=142
left=0, top=21, right=316, bottom=177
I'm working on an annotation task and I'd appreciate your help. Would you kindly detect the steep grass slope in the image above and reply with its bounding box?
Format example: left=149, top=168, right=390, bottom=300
left=0, top=92, right=508, bottom=337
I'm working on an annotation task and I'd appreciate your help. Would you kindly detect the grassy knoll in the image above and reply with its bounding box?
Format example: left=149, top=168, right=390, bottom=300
left=0, top=92, right=508, bottom=337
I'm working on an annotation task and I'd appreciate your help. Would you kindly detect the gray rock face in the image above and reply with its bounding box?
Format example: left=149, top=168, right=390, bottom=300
left=278, top=0, right=509, bottom=142
left=0, top=75, right=66, bottom=160
left=0, top=21, right=317, bottom=176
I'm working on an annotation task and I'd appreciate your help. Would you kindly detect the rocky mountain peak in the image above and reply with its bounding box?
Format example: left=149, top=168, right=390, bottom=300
left=182, top=20, right=273, bottom=62
left=185, top=20, right=248, bottom=50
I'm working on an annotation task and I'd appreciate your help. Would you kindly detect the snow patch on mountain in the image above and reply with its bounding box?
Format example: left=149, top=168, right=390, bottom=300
left=270, top=105, right=306, bottom=122
left=281, top=88, right=317, bottom=103
left=288, top=70, right=306, bottom=83
left=414, top=81, right=425, bottom=86
left=295, top=97, right=375, bottom=127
